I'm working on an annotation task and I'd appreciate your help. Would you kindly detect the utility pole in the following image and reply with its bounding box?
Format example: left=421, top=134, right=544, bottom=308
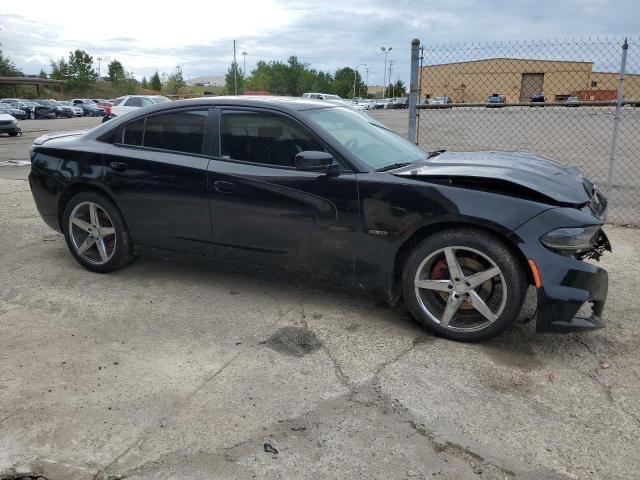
left=381, top=46, right=392, bottom=99
left=97, top=57, right=102, bottom=79
left=388, top=60, right=393, bottom=97
left=353, top=64, right=367, bottom=100
left=364, top=67, right=369, bottom=98
left=233, top=40, right=238, bottom=95
left=242, top=51, right=247, bottom=74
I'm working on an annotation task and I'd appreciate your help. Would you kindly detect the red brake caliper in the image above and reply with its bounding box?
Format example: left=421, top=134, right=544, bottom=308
left=431, top=259, right=449, bottom=280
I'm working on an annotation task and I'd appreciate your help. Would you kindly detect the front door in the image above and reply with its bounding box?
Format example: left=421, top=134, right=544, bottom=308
left=208, top=108, right=360, bottom=281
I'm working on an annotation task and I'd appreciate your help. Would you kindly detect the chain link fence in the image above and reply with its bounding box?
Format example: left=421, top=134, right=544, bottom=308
left=410, top=37, right=640, bottom=225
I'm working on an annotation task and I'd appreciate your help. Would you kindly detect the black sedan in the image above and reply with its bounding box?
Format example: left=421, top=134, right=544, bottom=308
left=13, top=101, right=56, bottom=119
left=28, top=97, right=610, bottom=341
left=75, top=103, right=106, bottom=117
left=0, top=103, right=28, bottom=120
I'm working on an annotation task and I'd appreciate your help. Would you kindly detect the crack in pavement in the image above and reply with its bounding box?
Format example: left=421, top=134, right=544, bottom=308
left=93, top=306, right=294, bottom=480
left=0, top=410, right=19, bottom=426
left=0, top=237, right=63, bottom=259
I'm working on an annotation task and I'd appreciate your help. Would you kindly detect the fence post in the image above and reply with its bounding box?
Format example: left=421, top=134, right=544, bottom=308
left=604, top=38, right=628, bottom=222
left=408, top=38, right=420, bottom=143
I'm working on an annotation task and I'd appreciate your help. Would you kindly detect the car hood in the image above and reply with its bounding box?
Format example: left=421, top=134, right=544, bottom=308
left=393, top=150, right=592, bottom=206
left=0, top=113, right=16, bottom=121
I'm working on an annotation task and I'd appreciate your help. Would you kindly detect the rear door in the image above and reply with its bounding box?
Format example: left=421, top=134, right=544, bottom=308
left=207, top=107, right=360, bottom=280
left=103, top=107, right=214, bottom=256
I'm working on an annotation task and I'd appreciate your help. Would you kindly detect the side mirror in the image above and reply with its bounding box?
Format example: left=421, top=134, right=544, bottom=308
left=295, top=151, right=340, bottom=176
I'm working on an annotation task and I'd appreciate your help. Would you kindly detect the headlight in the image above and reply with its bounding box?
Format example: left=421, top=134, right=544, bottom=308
left=541, top=226, right=600, bottom=252
left=11, top=118, right=17, bottom=125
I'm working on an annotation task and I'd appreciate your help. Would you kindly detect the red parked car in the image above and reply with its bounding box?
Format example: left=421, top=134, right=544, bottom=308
left=92, top=99, right=113, bottom=115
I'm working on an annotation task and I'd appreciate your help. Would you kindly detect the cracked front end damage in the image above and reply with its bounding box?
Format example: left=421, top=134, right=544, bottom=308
left=514, top=207, right=610, bottom=333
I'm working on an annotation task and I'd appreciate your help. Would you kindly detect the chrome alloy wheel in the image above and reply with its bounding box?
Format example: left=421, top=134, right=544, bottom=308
left=414, top=246, right=507, bottom=332
left=68, top=201, right=116, bottom=265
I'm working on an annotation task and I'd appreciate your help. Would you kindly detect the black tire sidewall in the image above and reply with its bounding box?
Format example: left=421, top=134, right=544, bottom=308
left=402, top=228, right=527, bottom=341
left=62, top=191, right=133, bottom=273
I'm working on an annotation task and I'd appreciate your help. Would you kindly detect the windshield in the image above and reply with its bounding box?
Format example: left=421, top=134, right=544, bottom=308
left=151, top=96, right=171, bottom=104
left=323, top=94, right=341, bottom=100
left=303, top=106, right=427, bottom=170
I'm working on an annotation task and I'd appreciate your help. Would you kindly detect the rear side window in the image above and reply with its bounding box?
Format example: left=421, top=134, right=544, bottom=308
left=144, top=110, right=208, bottom=154
left=124, top=97, right=153, bottom=107
left=122, top=118, right=145, bottom=146
left=124, top=97, right=141, bottom=107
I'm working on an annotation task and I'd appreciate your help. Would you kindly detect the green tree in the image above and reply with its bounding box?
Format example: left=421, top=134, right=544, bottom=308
left=66, top=49, right=97, bottom=90
left=107, top=59, right=126, bottom=84
left=165, top=66, right=186, bottom=94
left=150, top=71, right=162, bottom=91
left=49, top=57, right=69, bottom=80
left=244, top=60, right=270, bottom=91
left=334, top=67, right=365, bottom=99
left=310, top=71, right=334, bottom=94
left=141, top=76, right=148, bottom=89
left=224, top=62, right=244, bottom=95
left=0, top=46, right=21, bottom=76
left=387, top=79, right=406, bottom=97
left=120, top=72, right=138, bottom=94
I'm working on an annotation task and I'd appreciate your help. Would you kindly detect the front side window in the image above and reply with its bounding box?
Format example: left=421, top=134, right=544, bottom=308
left=144, top=110, right=207, bottom=154
left=220, top=111, right=325, bottom=168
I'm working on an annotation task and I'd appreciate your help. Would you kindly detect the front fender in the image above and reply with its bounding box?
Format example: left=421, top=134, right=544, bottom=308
left=353, top=174, right=553, bottom=297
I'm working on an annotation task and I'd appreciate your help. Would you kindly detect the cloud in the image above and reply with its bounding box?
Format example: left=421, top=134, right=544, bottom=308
left=1, top=0, right=638, bottom=84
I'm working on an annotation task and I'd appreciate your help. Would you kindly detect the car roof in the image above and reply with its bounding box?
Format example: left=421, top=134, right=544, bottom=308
left=121, top=96, right=341, bottom=113
left=86, top=96, right=346, bottom=141
left=182, top=96, right=340, bottom=111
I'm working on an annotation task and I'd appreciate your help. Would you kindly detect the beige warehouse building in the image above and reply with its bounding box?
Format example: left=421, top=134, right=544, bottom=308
left=419, top=58, right=640, bottom=103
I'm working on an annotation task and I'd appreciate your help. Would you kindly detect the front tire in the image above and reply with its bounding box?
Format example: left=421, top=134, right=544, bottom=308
left=402, top=228, right=527, bottom=341
left=62, top=191, right=135, bottom=273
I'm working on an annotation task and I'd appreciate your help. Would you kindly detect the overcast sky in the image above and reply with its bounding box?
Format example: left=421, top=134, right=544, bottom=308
left=1, top=0, right=638, bottom=84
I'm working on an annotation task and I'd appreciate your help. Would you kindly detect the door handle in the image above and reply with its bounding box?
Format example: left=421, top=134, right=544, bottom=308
left=110, top=161, right=128, bottom=172
left=213, top=180, right=235, bottom=194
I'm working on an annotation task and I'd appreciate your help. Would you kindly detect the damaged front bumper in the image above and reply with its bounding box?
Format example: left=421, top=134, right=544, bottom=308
left=514, top=207, right=610, bottom=333
left=535, top=256, right=608, bottom=332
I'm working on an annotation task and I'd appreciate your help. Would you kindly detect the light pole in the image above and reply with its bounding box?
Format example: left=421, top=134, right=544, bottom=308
left=353, top=64, right=366, bottom=100
left=242, top=51, right=247, bottom=74
left=97, top=57, right=102, bottom=79
left=381, top=46, right=392, bottom=99
left=233, top=40, right=237, bottom=95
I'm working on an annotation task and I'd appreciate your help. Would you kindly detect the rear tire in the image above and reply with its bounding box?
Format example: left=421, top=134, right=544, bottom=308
left=402, top=228, right=527, bottom=341
left=62, top=191, right=135, bottom=273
